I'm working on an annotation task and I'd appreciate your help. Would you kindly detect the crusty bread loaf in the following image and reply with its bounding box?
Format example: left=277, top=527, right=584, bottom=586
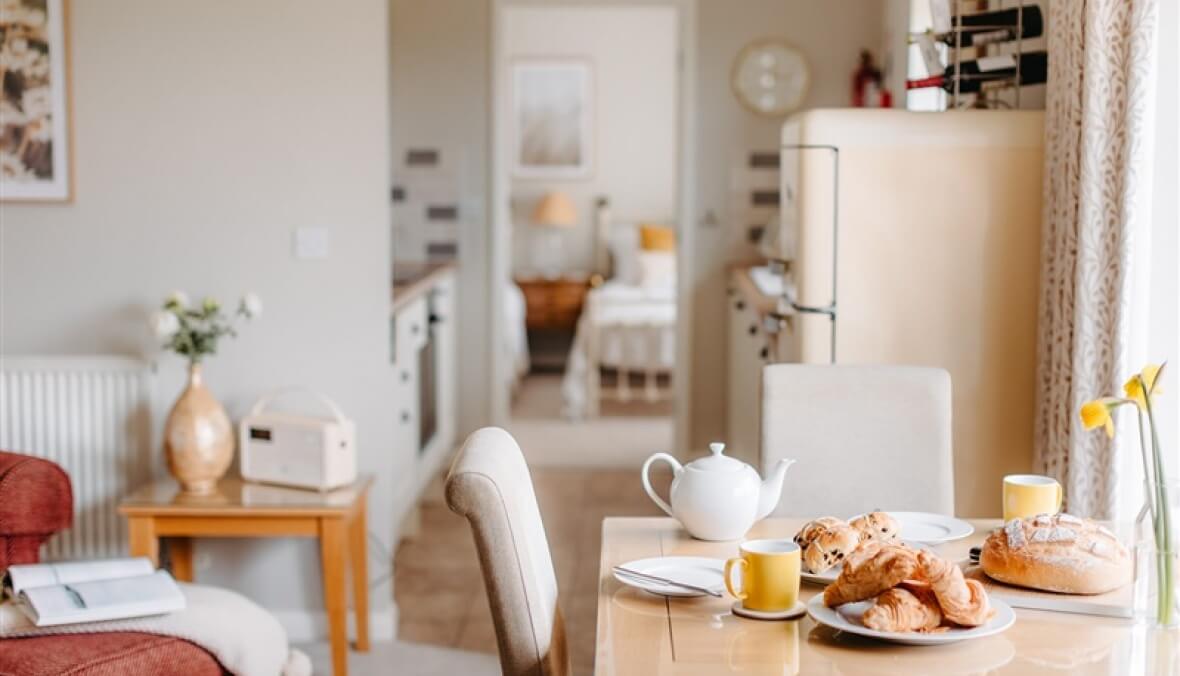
left=980, top=513, right=1131, bottom=595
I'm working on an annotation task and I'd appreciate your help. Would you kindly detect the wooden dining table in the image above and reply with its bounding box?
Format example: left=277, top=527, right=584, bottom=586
left=595, top=517, right=1178, bottom=675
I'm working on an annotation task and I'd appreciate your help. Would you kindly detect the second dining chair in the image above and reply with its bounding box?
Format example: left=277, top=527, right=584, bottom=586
left=760, top=364, right=955, bottom=516
left=445, top=426, right=571, bottom=676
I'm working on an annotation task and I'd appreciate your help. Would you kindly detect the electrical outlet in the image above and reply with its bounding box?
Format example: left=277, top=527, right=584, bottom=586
left=294, top=226, right=330, bottom=259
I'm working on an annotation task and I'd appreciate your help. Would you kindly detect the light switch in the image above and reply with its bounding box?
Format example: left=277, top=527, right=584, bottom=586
left=294, top=226, right=330, bottom=259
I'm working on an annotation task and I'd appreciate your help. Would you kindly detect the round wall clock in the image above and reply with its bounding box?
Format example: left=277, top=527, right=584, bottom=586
left=731, top=39, right=810, bottom=117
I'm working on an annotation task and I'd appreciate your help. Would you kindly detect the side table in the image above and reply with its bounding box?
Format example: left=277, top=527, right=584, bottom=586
left=118, top=476, right=373, bottom=676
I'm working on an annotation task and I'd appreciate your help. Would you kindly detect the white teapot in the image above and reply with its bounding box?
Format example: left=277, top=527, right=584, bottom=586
left=641, top=442, right=795, bottom=541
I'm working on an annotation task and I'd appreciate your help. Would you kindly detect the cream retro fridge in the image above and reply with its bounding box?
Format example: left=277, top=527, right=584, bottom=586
left=775, top=109, right=1044, bottom=516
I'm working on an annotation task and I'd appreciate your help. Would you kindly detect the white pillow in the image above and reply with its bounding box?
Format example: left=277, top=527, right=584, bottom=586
left=637, top=251, right=676, bottom=290
left=607, top=224, right=641, bottom=284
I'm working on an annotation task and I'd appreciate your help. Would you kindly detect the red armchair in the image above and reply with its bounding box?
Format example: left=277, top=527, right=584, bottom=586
left=0, top=450, right=225, bottom=676
left=0, top=451, right=73, bottom=572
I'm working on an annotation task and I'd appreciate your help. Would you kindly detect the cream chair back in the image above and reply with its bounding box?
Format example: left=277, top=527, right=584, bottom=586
left=760, top=364, right=954, bottom=516
left=445, top=427, right=570, bottom=676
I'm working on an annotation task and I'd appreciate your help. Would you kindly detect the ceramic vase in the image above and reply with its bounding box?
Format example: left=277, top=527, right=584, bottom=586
left=164, top=364, right=233, bottom=494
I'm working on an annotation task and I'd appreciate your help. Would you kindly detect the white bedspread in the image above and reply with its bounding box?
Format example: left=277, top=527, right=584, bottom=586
left=562, top=282, right=676, bottom=418
left=0, top=583, right=310, bottom=676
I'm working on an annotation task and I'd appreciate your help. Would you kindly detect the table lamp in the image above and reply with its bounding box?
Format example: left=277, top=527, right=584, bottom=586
left=532, top=191, right=576, bottom=278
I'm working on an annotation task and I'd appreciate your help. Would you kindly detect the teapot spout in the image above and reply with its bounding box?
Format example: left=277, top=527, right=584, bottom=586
left=756, top=458, right=795, bottom=520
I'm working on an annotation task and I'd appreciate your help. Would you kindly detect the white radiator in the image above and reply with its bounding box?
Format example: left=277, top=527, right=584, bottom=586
left=0, top=356, right=155, bottom=560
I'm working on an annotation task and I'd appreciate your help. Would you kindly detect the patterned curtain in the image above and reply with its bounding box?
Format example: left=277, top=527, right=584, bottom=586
left=1035, top=0, right=1159, bottom=518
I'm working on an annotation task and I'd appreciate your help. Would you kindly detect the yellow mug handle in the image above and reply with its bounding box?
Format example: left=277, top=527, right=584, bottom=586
left=724, top=557, right=748, bottom=601
left=1055, top=481, right=1063, bottom=513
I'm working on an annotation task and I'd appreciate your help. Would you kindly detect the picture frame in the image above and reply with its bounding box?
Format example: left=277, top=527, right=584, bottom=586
left=1, top=0, right=73, bottom=202
left=511, top=58, right=593, bottom=180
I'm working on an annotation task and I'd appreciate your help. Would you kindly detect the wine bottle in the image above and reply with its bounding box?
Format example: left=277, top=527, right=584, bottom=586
left=905, top=51, right=1048, bottom=94
left=933, top=6, right=1044, bottom=48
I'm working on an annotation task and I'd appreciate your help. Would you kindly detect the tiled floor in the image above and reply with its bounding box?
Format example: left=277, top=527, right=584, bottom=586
left=394, top=466, right=669, bottom=676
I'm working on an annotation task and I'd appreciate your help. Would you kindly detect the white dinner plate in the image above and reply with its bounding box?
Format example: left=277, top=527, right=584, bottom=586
left=881, top=512, right=974, bottom=544
left=612, top=556, right=725, bottom=597
left=800, top=541, right=932, bottom=586
left=806, top=595, right=1015, bottom=646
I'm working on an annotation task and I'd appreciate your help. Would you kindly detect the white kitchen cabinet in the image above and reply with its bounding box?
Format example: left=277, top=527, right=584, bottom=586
left=391, top=265, right=459, bottom=507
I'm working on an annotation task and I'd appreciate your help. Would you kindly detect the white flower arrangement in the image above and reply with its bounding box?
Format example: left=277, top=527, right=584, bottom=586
left=150, top=291, right=261, bottom=364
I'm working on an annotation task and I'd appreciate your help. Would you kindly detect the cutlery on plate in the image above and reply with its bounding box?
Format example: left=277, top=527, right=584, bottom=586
left=612, top=566, right=723, bottom=597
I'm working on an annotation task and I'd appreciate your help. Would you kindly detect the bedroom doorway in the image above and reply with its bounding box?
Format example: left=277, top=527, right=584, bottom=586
left=489, top=0, right=695, bottom=466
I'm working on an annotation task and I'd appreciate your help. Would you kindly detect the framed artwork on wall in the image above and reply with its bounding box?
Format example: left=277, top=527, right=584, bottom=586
left=511, top=59, right=592, bottom=180
left=1, top=0, right=72, bottom=202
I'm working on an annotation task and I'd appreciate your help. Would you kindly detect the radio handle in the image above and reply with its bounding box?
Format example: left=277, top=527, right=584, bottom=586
left=248, top=387, right=349, bottom=425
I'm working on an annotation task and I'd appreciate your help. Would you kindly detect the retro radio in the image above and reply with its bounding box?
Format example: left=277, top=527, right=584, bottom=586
left=239, top=389, right=356, bottom=491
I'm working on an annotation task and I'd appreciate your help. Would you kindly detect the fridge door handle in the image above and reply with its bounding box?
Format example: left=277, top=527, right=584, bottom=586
left=789, top=302, right=836, bottom=318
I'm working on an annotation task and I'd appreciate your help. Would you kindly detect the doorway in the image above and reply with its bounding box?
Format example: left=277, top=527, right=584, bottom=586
left=489, top=0, right=696, bottom=466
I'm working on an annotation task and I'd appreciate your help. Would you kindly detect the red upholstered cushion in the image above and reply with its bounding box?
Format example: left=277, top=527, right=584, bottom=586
left=0, top=451, right=73, bottom=537
left=0, top=632, right=227, bottom=676
left=0, top=451, right=74, bottom=574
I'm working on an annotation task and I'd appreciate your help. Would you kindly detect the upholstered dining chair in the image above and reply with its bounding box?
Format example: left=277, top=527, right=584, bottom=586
left=760, top=364, right=954, bottom=516
left=445, top=427, right=570, bottom=676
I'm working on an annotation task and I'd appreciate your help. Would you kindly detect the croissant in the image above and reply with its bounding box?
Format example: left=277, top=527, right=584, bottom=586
left=823, top=543, right=919, bottom=608
left=918, top=550, right=992, bottom=627
left=862, top=587, right=943, bottom=632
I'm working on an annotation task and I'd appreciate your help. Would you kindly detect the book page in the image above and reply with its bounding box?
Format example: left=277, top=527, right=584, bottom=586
left=18, top=570, right=186, bottom=627
left=5, top=558, right=154, bottom=596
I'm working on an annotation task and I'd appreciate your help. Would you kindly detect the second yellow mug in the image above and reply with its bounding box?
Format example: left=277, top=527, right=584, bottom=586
left=1003, top=474, right=1062, bottom=521
left=724, top=539, right=800, bottom=612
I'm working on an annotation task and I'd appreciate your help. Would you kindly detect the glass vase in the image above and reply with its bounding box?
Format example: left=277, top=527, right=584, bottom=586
left=1133, top=480, right=1180, bottom=628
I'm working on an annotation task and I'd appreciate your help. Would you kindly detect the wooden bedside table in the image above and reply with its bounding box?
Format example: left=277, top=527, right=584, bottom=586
left=515, top=275, right=590, bottom=331
left=118, top=476, right=373, bottom=676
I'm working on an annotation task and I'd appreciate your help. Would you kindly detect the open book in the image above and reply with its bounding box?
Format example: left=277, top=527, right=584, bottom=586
left=2, top=557, right=186, bottom=627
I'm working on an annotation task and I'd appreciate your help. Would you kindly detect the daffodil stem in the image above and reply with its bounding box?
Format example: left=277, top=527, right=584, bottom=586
left=1137, top=408, right=1158, bottom=525
left=1141, top=376, right=1175, bottom=625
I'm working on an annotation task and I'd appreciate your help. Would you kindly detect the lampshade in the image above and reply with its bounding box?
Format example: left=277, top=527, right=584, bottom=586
left=532, top=191, right=577, bottom=228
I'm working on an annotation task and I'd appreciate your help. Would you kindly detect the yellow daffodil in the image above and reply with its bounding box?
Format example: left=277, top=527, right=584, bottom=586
left=1123, top=364, right=1163, bottom=409
left=1080, top=399, right=1117, bottom=438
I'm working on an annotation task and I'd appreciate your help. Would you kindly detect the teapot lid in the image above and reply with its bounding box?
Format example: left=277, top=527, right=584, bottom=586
left=686, top=442, right=747, bottom=472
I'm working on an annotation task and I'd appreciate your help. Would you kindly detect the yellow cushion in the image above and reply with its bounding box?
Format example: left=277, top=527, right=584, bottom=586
left=639, top=224, right=675, bottom=251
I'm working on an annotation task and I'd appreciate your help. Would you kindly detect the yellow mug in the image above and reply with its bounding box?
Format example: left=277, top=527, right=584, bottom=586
left=1003, top=474, right=1063, bottom=521
left=724, top=539, right=801, bottom=612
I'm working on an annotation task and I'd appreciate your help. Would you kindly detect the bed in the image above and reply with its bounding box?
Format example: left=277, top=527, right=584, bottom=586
left=561, top=218, right=678, bottom=418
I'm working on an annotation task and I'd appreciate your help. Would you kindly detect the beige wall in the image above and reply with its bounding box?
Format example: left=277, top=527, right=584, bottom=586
left=502, top=5, right=679, bottom=275
left=0, top=0, right=397, bottom=639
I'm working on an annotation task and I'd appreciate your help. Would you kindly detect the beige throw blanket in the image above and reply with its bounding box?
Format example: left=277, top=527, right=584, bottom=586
left=0, top=583, right=310, bottom=676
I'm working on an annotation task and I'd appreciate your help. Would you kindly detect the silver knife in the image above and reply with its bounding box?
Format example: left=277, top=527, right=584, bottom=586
left=613, top=566, right=723, bottom=597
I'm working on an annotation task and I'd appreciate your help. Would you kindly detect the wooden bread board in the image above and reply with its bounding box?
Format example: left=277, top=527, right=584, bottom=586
left=965, top=566, right=1133, bottom=618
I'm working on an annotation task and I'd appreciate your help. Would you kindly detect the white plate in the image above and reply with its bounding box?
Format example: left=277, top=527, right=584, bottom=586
left=612, top=556, right=725, bottom=597
left=884, top=512, right=974, bottom=544
left=806, top=595, right=1015, bottom=646
left=800, top=541, right=932, bottom=586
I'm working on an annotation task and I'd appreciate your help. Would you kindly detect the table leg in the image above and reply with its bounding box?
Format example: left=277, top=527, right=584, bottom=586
left=348, top=505, right=370, bottom=651
left=168, top=537, right=194, bottom=582
left=320, top=517, right=349, bottom=676
left=128, top=517, right=159, bottom=566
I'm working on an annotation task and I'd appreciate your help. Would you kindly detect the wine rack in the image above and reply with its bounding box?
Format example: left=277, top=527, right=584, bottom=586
left=959, top=0, right=1032, bottom=109
left=915, top=0, right=1043, bottom=110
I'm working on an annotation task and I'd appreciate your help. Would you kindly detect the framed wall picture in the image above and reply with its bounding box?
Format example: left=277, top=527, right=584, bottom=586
left=1, top=0, right=72, bottom=202
left=511, top=59, right=592, bottom=180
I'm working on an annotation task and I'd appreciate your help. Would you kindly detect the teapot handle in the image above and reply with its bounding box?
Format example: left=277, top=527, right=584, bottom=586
left=641, top=453, right=682, bottom=517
